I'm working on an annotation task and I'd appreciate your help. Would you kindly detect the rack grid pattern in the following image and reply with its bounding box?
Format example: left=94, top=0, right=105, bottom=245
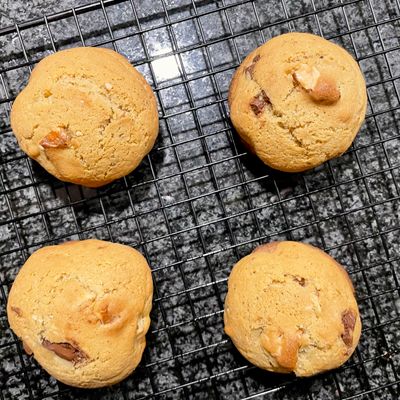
left=0, top=0, right=400, bottom=399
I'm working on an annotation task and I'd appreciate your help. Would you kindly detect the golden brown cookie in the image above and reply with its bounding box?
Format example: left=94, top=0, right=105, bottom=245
left=7, top=239, right=153, bottom=388
left=228, top=32, right=367, bottom=172
left=224, top=241, right=361, bottom=376
left=11, top=47, right=158, bottom=187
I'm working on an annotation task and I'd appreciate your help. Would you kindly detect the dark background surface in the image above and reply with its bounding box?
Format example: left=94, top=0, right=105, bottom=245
left=0, top=0, right=399, bottom=399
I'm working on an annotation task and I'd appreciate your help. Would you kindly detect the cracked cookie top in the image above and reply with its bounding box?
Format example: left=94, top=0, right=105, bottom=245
left=224, top=241, right=361, bottom=377
left=228, top=32, right=367, bottom=172
left=11, top=47, right=159, bottom=187
left=7, top=239, right=153, bottom=388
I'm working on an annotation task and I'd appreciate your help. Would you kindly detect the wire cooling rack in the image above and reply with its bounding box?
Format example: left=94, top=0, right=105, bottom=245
left=0, top=0, right=400, bottom=399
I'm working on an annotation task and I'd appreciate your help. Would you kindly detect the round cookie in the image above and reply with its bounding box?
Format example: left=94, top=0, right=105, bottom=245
left=228, top=32, right=367, bottom=172
left=11, top=47, right=158, bottom=187
left=224, top=241, right=361, bottom=377
left=7, top=239, right=153, bottom=388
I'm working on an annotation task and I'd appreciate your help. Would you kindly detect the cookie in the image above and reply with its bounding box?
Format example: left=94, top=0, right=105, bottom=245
left=228, top=32, right=367, bottom=172
left=7, top=239, right=153, bottom=388
left=11, top=47, right=158, bottom=187
left=224, top=241, right=361, bottom=376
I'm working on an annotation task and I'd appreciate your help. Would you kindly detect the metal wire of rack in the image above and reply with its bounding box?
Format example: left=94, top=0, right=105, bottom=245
left=0, top=0, right=399, bottom=399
